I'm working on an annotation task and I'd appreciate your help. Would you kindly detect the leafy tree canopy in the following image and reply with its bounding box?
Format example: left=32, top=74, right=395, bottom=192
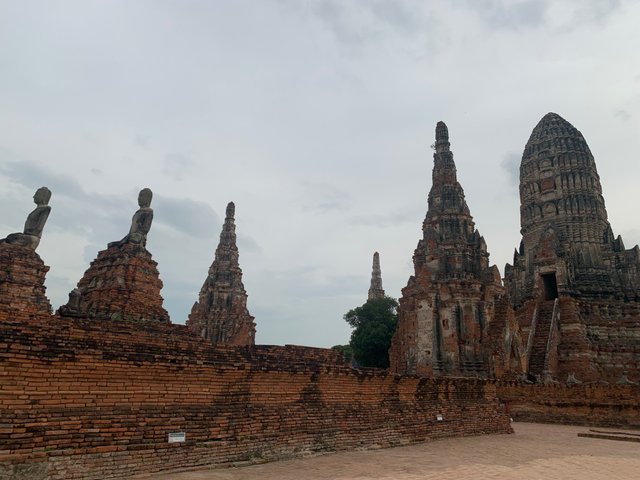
left=343, top=296, right=398, bottom=369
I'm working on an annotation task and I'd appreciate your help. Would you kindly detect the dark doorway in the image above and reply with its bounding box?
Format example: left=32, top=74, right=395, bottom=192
left=541, top=272, right=559, bottom=300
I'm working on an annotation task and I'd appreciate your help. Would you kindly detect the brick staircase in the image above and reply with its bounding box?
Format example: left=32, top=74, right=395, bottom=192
left=528, top=300, right=555, bottom=377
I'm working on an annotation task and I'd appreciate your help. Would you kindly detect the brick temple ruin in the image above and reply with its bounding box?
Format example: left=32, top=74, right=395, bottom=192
left=2, top=112, right=640, bottom=479
left=505, top=113, right=640, bottom=383
left=187, top=202, right=256, bottom=345
left=388, top=122, right=524, bottom=379
left=391, top=113, right=640, bottom=386
left=56, top=188, right=170, bottom=324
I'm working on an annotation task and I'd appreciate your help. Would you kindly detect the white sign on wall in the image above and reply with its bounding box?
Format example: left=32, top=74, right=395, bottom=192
left=168, top=432, right=186, bottom=443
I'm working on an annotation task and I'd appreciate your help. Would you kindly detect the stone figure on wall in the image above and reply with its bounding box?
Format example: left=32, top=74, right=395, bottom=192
left=108, top=188, right=154, bottom=249
left=57, top=288, right=81, bottom=317
left=1, top=187, right=52, bottom=250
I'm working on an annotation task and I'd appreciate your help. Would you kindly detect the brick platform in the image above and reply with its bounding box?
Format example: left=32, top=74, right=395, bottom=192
left=498, top=382, right=640, bottom=427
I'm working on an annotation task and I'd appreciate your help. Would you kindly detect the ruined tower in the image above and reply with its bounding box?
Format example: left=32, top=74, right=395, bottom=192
left=57, top=189, right=170, bottom=323
left=505, top=113, right=640, bottom=382
left=187, top=202, right=256, bottom=345
left=506, top=112, right=640, bottom=305
left=389, top=122, right=521, bottom=377
left=367, top=252, right=385, bottom=300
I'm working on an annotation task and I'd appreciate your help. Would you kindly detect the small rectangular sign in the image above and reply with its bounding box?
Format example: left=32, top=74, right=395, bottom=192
left=168, top=432, right=186, bottom=443
left=436, top=414, right=444, bottom=421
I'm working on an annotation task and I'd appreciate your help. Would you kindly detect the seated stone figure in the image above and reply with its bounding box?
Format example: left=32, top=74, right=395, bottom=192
left=108, top=188, right=154, bottom=249
left=1, top=187, right=52, bottom=250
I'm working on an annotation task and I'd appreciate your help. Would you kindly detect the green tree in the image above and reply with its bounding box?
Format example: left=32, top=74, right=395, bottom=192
left=343, top=296, right=398, bottom=368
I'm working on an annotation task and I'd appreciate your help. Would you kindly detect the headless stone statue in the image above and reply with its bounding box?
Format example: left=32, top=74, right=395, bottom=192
left=57, top=288, right=81, bottom=317
left=1, top=187, right=52, bottom=250
left=108, top=188, right=154, bottom=249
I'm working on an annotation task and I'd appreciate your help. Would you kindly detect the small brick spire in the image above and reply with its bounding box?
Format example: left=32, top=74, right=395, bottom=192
left=187, top=202, right=256, bottom=345
left=367, top=251, right=385, bottom=300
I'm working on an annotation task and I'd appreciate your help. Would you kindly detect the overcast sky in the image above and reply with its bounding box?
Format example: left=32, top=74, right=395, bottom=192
left=1, top=0, right=639, bottom=347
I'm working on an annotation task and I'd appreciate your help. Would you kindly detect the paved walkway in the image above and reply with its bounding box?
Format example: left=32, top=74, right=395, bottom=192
left=139, top=423, right=640, bottom=479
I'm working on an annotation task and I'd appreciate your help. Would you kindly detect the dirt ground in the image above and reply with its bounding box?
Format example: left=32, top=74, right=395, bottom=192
left=137, top=423, right=640, bottom=480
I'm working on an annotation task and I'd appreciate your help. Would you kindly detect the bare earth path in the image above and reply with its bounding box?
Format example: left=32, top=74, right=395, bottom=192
left=138, top=423, right=640, bottom=480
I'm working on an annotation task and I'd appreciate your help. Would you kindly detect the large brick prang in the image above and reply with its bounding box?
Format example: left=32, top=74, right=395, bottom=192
left=505, top=112, right=640, bottom=306
left=389, top=122, right=525, bottom=379
left=504, top=113, right=640, bottom=382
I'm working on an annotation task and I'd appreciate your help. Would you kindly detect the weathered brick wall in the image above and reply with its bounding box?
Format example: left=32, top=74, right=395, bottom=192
left=575, top=300, right=640, bottom=382
left=0, top=244, right=51, bottom=317
left=513, top=297, right=640, bottom=382
left=1, top=313, right=512, bottom=480
left=497, top=382, right=640, bottom=427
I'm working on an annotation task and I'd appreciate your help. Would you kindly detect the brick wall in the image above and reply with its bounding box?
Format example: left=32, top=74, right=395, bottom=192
left=0, top=313, right=512, bottom=480
left=0, top=244, right=51, bottom=317
left=498, top=381, right=640, bottom=427
left=574, top=299, right=640, bottom=382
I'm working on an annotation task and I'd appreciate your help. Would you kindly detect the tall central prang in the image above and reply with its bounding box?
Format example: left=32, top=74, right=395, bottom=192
left=505, top=113, right=640, bottom=382
left=506, top=112, right=640, bottom=305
